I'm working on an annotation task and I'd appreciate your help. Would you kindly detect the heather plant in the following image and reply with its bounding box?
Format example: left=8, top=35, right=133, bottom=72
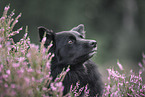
left=0, top=5, right=69, bottom=97
left=103, top=55, right=145, bottom=97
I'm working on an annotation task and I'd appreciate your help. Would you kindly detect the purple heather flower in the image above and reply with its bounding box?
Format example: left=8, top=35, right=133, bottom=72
left=138, top=62, right=142, bottom=68
left=17, top=14, right=21, bottom=18
left=6, top=70, right=11, bottom=75
left=0, top=65, right=3, bottom=72
left=17, top=68, right=24, bottom=76
left=26, top=52, right=31, bottom=58
left=0, top=44, right=2, bottom=48
left=0, top=80, right=2, bottom=83
left=42, top=37, right=46, bottom=43
left=15, top=31, right=19, bottom=34
left=27, top=68, right=34, bottom=72
left=143, top=53, right=145, bottom=59
left=24, top=77, right=30, bottom=84
left=10, top=12, right=15, bottom=17
left=66, top=67, right=70, bottom=72
left=11, top=90, right=16, bottom=96
left=0, top=28, right=5, bottom=32
left=42, top=87, right=47, bottom=91
left=3, top=74, right=8, bottom=79
left=18, top=57, right=25, bottom=62
left=31, top=77, right=35, bottom=81
left=19, top=27, right=22, bottom=31
left=0, top=17, right=5, bottom=20
left=55, top=82, right=62, bottom=87
left=51, top=83, right=57, bottom=91
left=117, top=61, right=124, bottom=70
left=46, top=62, right=50, bottom=69
left=30, top=44, right=39, bottom=50
left=4, top=6, right=10, bottom=11
left=12, top=63, right=20, bottom=68
left=24, top=33, right=28, bottom=38
left=11, top=84, right=16, bottom=88
left=36, top=70, right=41, bottom=74
left=15, top=20, right=18, bottom=23
left=4, top=83, right=8, bottom=88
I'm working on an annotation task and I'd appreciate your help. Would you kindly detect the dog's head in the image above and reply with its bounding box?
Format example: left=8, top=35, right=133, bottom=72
left=38, top=24, right=97, bottom=65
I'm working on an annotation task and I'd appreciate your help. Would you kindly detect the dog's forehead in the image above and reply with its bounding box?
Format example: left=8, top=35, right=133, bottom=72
left=56, top=31, right=81, bottom=37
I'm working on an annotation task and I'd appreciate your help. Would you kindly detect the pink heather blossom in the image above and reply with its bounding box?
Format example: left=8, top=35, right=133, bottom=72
left=0, top=44, right=2, bottom=48
left=17, top=14, right=21, bottom=18
left=27, top=68, right=34, bottom=72
left=117, top=61, right=124, bottom=70
left=24, top=33, right=28, bottom=38
left=4, top=6, right=10, bottom=11
left=15, top=20, right=18, bottom=23
left=15, top=31, right=19, bottom=34
left=0, top=65, right=3, bottom=72
left=51, top=83, right=57, bottom=91
left=45, top=73, right=51, bottom=78
left=143, top=53, right=145, bottom=58
left=31, top=77, right=35, bottom=81
left=138, top=62, right=142, bottom=68
left=0, top=28, right=5, bottom=32
left=11, top=84, right=16, bottom=88
left=18, top=57, right=25, bottom=62
left=42, top=87, right=47, bottom=91
left=24, top=77, right=30, bottom=84
left=46, top=61, right=50, bottom=69
left=30, top=44, right=39, bottom=50
left=36, top=70, right=41, bottom=74
left=17, top=68, right=24, bottom=76
left=6, top=70, right=11, bottom=75
left=55, top=82, right=62, bottom=87
left=4, top=83, right=8, bottom=88
left=11, top=90, right=16, bottom=96
left=10, top=12, right=15, bottom=17
left=0, top=80, right=2, bottom=83
left=42, top=37, right=46, bottom=42
left=3, top=74, right=8, bottom=79
left=66, top=67, right=70, bottom=72
left=26, top=53, right=31, bottom=58
left=19, top=27, right=22, bottom=31
left=20, top=68, right=24, bottom=73
left=0, top=17, right=5, bottom=20
left=12, top=63, right=20, bottom=68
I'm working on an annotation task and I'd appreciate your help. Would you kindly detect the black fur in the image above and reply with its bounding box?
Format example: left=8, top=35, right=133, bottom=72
left=38, top=24, right=104, bottom=97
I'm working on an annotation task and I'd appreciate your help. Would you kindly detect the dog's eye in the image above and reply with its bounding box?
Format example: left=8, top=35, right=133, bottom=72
left=68, top=40, right=73, bottom=44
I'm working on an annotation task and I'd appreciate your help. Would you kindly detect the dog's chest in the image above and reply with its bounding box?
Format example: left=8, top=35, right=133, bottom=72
left=64, top=65, right=88, bottom=85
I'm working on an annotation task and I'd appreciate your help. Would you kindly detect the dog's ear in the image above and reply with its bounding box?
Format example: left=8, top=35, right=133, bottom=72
left=71, top=24, right=85, bottom=38
left=38, top=26, right=55, bottom=47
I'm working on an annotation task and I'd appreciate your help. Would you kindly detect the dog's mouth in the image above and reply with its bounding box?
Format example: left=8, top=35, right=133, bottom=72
left=88, top=47, right=97, bottom=57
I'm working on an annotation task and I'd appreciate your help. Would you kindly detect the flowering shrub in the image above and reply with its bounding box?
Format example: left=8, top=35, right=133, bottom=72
left=0, top=5, right=70, bottom=97
left=103, top=55, right=145, bottom=97
left=0, top=5, right=145, bottom=97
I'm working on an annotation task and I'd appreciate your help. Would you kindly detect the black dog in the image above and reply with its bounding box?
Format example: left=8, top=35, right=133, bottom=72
left=38, top=24, right=104, bottom=97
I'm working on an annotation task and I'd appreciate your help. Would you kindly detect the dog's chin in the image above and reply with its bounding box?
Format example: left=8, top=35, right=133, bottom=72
left=72, top=48, right=97, bottom=64
left=88, top=51, right=96, bottom=57
left=88, top=47, right=97, bottom=57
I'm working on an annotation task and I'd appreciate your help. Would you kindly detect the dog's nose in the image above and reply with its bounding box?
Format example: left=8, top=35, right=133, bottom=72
left=89, top=40, right=97, bottom=47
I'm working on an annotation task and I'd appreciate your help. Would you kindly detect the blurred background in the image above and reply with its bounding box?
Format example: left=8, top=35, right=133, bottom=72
left=1, top=0, right=145, bottom=82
